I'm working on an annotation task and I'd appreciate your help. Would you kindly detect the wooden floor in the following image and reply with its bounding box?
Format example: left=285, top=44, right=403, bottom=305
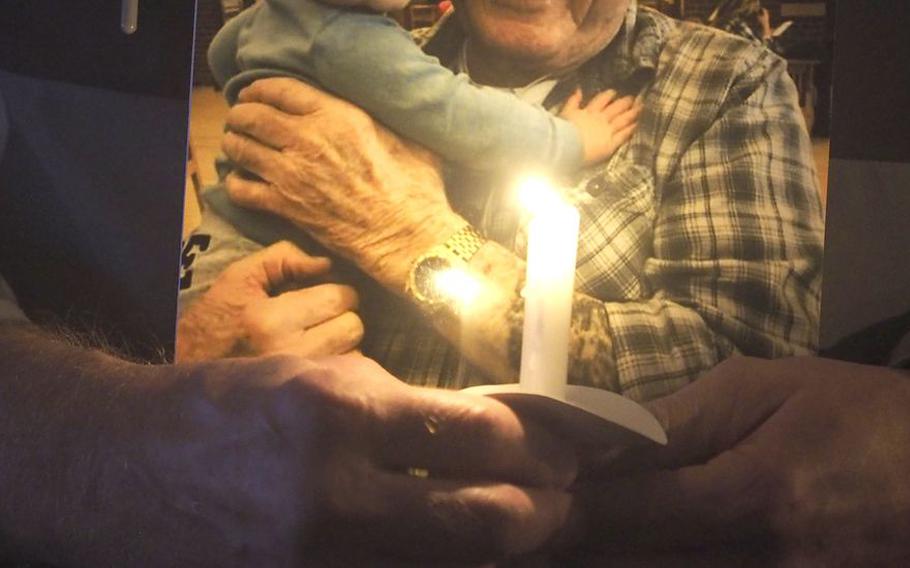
left=812, top=137, right=830, bottom=208
left=189, top=87, right=229, bottom=190
left=185, top=86, right=832, bottom=233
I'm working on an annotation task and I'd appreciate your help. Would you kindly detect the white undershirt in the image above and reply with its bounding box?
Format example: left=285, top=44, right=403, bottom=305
left=455, top=40, right=559, bottom=107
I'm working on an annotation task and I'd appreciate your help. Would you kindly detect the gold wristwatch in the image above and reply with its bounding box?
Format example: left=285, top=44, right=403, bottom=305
left=406, top=224, right=485, bottom=312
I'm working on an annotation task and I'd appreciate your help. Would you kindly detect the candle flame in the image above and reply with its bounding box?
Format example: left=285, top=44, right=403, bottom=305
left=516, top=176, right=567, bottom=216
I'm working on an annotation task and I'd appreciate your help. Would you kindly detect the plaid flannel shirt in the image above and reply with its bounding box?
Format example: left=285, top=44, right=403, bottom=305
left=181, top=5, right=823, bottom=401
left=362, top=5, right=823, bottom=400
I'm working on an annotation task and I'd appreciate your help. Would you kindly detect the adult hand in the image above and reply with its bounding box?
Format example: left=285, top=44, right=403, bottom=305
left=573, top=356, right=910, bottom=565
left=220, top=77, right=466, bottom=291
left=176, top=241, right=363, bottom=362
left=13, top=350, right=577, bottom=566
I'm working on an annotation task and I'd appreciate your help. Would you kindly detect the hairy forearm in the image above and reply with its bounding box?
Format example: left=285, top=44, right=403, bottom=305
left=0, top=323, right=153, bottom=563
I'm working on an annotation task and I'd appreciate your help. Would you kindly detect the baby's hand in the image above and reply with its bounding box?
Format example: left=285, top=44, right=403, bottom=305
left=317, top=0, right=410, bottom=12
left=560, top=89, right=641, bottom=165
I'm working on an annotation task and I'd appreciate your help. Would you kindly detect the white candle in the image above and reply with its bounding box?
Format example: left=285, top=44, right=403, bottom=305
left=518, top=179, right=580, bottom=399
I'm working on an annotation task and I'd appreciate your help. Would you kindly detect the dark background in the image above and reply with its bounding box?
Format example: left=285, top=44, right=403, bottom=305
left=826, top=0, right=910, bottom=163
left=819, top=0, right=910, bottom=354
left=0, top=0, right=196, bottom=360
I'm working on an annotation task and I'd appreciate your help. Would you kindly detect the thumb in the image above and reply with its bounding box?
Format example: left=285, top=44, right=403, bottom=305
left=225, top=241, right=332, bottom=294
left=595, top=357, right=798, bottom=475
left=254, top=241, right=332, bottom=290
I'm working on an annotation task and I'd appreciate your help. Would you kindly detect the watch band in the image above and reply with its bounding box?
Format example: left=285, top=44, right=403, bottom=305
left=442, top=224, right=485, bottom=263
left=404, top=224, right=486, bottom=311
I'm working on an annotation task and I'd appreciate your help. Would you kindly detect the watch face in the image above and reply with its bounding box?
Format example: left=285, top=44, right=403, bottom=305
left=414, top=255, right=452, bottom=303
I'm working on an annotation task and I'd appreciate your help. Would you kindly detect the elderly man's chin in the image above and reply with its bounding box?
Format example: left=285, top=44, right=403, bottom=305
left=455, top=0, right=629, bottom=76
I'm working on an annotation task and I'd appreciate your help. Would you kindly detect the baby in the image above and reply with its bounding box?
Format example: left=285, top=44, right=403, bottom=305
left=206, top=0, right=639, bottom=180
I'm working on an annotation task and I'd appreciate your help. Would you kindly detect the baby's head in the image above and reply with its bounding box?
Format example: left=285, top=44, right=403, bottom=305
left=320, top=0, right=411, bottom=13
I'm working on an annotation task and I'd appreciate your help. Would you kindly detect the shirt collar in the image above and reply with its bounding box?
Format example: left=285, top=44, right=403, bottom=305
left=422, top=2, right=668, bottom=106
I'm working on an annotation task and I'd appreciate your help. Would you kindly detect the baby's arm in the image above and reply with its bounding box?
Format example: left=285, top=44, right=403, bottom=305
left=207, top=9, right=247, bottom=93
left=314, top=11, right=589, bottom=173
left=220, top=0, right=585, bottom=174
left=560, top=89, right=641, bottom=164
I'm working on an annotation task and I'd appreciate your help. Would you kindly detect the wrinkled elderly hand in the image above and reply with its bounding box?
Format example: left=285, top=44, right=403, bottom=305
left=573, top=356, right=910, bottom=566
left=177, top=241, right=363, bottom=361
left=158, top=355, right=579, bottom=565
left=221, top=78, right=466, bottom=291
left=2, top=323, right=579, bottom=566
